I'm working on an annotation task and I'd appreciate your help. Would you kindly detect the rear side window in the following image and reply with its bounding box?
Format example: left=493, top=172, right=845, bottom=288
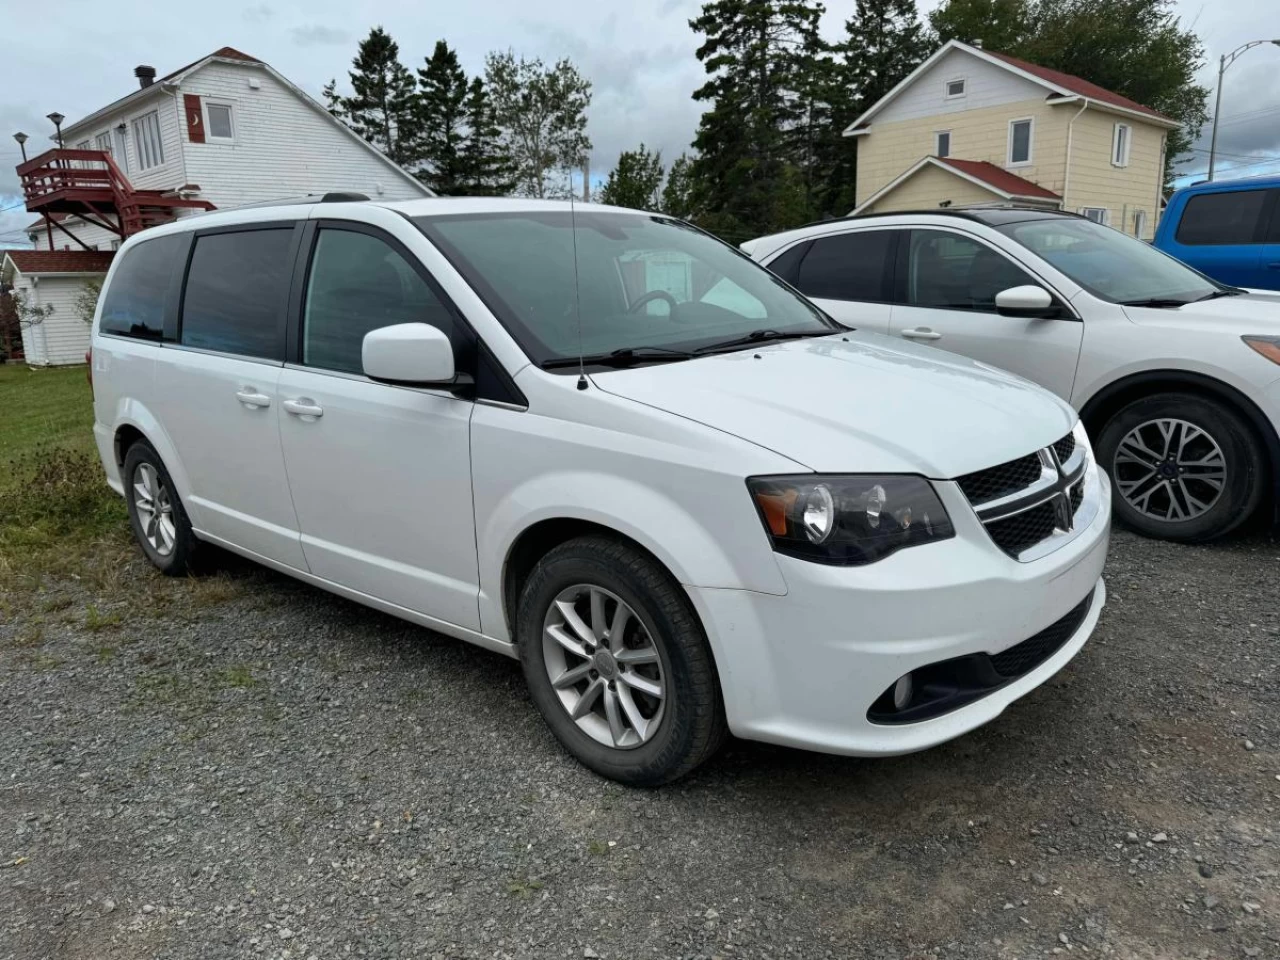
left=1175, top=190, right=1268, bottom=245
left=794, top=231, right=895, bottom=302
left=180, top=228, right=295, bottom=359
left=765, top=241, right=812, bottom=286
left=99, top=235, right=185, bottom=339
left=302, top=228, right=455, bottom=375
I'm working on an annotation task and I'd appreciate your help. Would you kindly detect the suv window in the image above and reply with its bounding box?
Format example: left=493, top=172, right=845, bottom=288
left=180, top=228, right=295, bottom=359
left=765, top=241, right=812, bottom=286
left=795, top=231, right=894, bottom=302
left=904, top=229, right=1036, bottom=311
left=99, top=234, right=185, bottom=340
left=1175, top=190, right=1269, bottom=245
left=302, top=228, right=454, bottom=375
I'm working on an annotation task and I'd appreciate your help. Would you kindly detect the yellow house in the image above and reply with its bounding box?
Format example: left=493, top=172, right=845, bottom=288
left=845, top=40, right=1181, bottom=239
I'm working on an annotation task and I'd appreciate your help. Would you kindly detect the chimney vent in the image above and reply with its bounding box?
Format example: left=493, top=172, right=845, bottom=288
left=972, top=39, right=984, bottom=49
left=135, top=65, right=157, bottom=88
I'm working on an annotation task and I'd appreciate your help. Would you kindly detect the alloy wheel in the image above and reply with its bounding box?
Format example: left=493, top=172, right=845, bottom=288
left=132, top=462, right=177, bottom=556
left=1112, top=417, right=1226, bottom=522
left=541, top=584, right=666, bottom=749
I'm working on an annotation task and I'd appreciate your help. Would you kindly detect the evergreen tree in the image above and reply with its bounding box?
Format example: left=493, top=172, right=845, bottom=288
left=688, top=0, right=826, bottom=239
left=459, top=78, right=515, bottom=196
left=417, top=40, right=470, bottom=194
left=599, top=145, right=665, bottom=210
left=929, top=0, right=1034, bottom=52
left=661, top=153, right=699, bottom=219
left=332, top=27, right=420, bottom=167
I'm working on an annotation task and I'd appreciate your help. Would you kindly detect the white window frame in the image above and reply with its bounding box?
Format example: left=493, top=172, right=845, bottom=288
left=1111, top=122, right=1131, bottom=167
left=935, top=130, right=951, bottom=158
left=94, top=131, right=112, bottom=155
left=944, top=77, right=967, bottom=100
left=131, top=110, right=165, bottom=170
left=113, top=126, right=129, bottom=172
left=1007, top=117, right=1034, bottom=167
left=203, top=101, right=236, bottom=143
left=1133, top=209, right=1147, bottom=238
left=1080, top=207, right=1109, bottom=225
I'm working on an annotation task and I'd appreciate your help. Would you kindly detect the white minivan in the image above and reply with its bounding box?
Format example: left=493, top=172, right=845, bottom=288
left=90, top=197, right=1110, bottom=784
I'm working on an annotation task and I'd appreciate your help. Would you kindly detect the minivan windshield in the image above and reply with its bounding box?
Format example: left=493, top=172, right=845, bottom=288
left=997, top=217, right=1223, bottom=305
left=415, top=211, right=838, bottom=366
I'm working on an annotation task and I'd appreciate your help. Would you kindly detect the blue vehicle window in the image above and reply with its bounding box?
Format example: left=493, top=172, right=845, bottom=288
left=1175, top=190, right=1268, bottom=246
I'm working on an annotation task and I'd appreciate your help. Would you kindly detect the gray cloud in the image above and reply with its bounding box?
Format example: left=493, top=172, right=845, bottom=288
left=243, top=3, right=273, bottom=22
left=290, top=25, right=349, bottom=47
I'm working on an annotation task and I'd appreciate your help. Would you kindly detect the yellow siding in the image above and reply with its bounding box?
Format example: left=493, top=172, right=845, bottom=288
left=861, top=164, right=998, bottom=214
left=1061, top=109, right=1165, bottom=238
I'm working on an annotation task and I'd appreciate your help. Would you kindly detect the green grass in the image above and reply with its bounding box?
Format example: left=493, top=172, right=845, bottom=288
left=0, top=364, right=97, bottom=479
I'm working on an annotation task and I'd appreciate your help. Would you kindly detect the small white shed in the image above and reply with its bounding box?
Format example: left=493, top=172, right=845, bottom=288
left=2, top=251, right=115, bottom=367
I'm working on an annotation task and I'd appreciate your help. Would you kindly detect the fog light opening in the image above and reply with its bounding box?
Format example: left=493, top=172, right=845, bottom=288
left=892, top=673, right=914, bottom=711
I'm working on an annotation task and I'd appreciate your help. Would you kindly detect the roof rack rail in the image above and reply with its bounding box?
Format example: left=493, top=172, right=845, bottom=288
left=321, top=191, right=370, bottom=203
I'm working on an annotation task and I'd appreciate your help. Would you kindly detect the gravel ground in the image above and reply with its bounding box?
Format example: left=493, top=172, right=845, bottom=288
left=1, top=528, right=1277, bottom=960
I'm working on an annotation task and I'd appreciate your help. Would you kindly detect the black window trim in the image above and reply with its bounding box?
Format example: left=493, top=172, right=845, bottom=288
left=894, top=225, right=1080, bottom=321
left=1174, top=187, right=1278, bottom=247
left=286, top=217, right=526, bottom=407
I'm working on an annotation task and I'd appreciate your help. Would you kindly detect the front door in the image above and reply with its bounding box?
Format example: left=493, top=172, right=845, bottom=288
left=887, top=228, right=1084, bottom=400
left=276, top=223, right=481, bottom=631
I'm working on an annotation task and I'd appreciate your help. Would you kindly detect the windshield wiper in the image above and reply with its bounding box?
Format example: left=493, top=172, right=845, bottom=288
left=1194, top=287, right=1246, bottom=301
left=1118, top=298, right=1189, bottom=309
left=539, top=346, right=696, bottom=370
left=693, top=328, right=831, bottom=355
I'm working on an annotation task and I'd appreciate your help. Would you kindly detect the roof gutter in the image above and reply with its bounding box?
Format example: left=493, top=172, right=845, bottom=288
left=1061, top=100, right=1090, bottom=212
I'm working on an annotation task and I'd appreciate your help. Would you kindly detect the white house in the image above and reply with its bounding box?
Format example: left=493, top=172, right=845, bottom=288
left=2, top=251, right=115, bottom=366
left=15, top=46, right=431, bottom=365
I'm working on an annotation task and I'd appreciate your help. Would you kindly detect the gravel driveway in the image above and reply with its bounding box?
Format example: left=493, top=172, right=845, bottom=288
left=2, top=529, right=1277, bottom=960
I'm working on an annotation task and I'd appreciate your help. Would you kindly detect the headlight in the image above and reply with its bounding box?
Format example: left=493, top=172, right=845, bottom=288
left=747, top=475, right=954, bottom=565
left=1243, top=336, right=1280, bottom=366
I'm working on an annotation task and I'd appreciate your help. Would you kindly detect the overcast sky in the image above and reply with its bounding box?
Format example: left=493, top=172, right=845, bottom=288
left=2, top=0, right=1277, bottom=245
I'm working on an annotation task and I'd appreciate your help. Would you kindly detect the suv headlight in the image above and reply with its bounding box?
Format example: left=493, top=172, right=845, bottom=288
left=1243, top=336, right=1280, bottom=366
left=747, top=475, right=954, bottom=565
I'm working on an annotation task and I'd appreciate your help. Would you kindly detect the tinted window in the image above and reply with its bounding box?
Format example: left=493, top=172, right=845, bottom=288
left=180, top=228, right=294, bottom=359
left=764, top=241, right=811, bottom=286
left=99, top=234, right=185, bottom=339
left=303, top=229, right=454, bottom=375
left=795, top=231, right=894, bottom=302
left=1176, top=190, right=1268, bottom=245
left=905, top=230, right=1036, bottom=311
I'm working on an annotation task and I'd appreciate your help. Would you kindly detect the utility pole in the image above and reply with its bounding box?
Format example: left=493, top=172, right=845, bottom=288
left=1207, top=39, right=1280, bottom=182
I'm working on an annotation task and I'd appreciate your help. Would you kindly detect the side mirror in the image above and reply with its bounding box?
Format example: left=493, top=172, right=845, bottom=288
left=362, top=323, right=456, bottom=385
left=995, top=285, right=1058, bottom=319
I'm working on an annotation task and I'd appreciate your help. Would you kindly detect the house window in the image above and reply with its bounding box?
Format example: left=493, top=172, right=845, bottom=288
left=1112, top=123, right=1131, bottom=167
left=1008, top=118, right=1033, bottom=166
left=936, top=131, right=951, bottom=158
left=206, top=102, right=234, bottom=141
left=945, top=78, right=966, bottom=99
left=1133, top=209, right=1147, bottom=239
left=132, top=110, right=165, bottom=170
left=76, top=139, right=91, bottom=150
left=95, top=132, right=112, bottom=155
left=1080, top=207, right=1109, bottom=225
left=114, top=127, right=129, bottom=172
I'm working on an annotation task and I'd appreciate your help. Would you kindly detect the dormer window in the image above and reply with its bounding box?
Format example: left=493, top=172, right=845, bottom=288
left=945, top=78, right=966, bottom=99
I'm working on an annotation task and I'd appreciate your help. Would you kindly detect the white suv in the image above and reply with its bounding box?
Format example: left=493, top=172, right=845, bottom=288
left=746, top=209, right=1280, bottom=543
left=90, top=197, right=1109, bottom=784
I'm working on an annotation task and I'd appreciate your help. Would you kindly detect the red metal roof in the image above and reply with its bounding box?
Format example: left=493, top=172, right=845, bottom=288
left=985, top=50, right=1174, bottom=123
left=3, top=250, right=115, bottom=274
left=934, top=158, right=1061, bottom=199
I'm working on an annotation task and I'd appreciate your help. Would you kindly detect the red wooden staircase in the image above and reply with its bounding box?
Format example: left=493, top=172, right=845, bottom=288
left=17, top=148, right=215, bottom=248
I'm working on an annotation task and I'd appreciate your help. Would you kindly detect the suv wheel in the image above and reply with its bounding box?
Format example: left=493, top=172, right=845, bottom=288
left=516, top=535, right=726, bottom=786
left=123, top=440, right=197, bottom=575
left=1097, top=392, right=1265, bottom=542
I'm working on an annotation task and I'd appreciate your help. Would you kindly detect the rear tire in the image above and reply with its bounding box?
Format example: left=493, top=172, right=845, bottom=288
left=1097, top=392, right=1264, bottom=542
left=516, top=535, right=726, bottom=786
left=123, top=440, right=197, bottom=575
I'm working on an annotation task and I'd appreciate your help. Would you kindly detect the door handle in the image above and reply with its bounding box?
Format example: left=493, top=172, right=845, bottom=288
left=235, top=388, right=271, bottom=408
left=282, top=398, right=324, bottom=419
left=901, top=327, right=943, bottom=341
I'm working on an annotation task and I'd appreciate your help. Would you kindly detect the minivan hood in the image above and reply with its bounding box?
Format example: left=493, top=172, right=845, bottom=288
left=590, top=332, right=1076, bottom=477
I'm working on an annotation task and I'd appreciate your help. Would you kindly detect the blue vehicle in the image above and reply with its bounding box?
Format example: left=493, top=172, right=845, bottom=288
left=1153, top=177, right=1280, bottom=290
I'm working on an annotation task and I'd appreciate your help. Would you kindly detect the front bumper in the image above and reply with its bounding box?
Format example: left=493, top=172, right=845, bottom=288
left=687, top=469, right=1111, bottom=756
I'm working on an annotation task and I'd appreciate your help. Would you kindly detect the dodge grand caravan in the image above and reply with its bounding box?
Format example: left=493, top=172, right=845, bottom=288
left=90, top=197, right=1110, bottom=785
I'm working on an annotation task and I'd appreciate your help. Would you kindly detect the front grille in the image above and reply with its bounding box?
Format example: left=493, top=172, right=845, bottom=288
left=990, top=589, right=1094, bottom=678
left=1053, top=434, right=1076, bottom=464
left=956, top=453, right=1042, bottom=505
left=1069, top=482, right=1083, bottom=514
left=985, top=500, right=1058, bottom=555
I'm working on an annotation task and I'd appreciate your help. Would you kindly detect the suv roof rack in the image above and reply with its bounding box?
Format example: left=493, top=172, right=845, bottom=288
left=791, top=206, right=1086, bottom=232
left=320, top=191, right=370, bottom=203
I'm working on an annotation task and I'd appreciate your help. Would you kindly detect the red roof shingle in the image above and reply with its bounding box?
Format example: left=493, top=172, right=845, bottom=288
left=985, top=50, right=1174, bottom=123
left=3, top=250, right=115, bottom=275
left=935, top=157, right=1061, bottom=199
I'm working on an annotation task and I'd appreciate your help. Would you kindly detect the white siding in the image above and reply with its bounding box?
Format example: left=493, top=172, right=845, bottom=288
left=12, top=274, right=94, bottom=367
left=179, top=61, right=428, bottom=208
left=63, top=90, right=186, bottom=192
left=30, top=217, right=121, bottom=252
left=874, top=49, right=1048, bottom=125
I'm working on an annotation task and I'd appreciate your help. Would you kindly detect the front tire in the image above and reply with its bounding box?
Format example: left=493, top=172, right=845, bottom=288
left=1097, top=392, right=1265, bottom=542
left=516, top=535, right=726, bottom=786
left=123, top=440, right=197, bottom=575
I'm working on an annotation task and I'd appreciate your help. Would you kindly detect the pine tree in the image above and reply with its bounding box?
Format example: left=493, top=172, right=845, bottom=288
left=688, top=0, right=826, bottom=239
left=459, top=78, right=515, bottom=196
left=598, top=145, right=665, bottom=210
left=417, top=40, right=470, bottom=194
left=334, top=27, right=420, bottom=168
left=661, top=153, right=699, bottom=219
